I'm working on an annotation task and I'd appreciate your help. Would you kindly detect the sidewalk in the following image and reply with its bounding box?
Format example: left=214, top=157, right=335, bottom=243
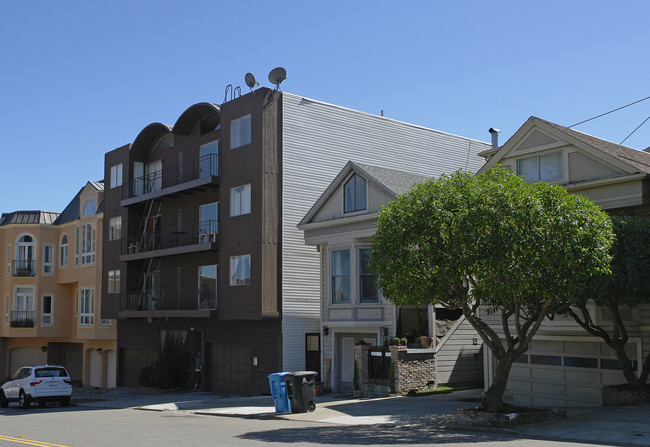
left=72, top=387, right=650, bottom=446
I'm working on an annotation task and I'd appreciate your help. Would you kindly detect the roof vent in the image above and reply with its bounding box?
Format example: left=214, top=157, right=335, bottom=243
left=488, top=128, right=501, bottom=149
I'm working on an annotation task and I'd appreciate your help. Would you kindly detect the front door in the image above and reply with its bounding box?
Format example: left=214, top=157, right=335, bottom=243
left=305, top=333, right=321, bottom=378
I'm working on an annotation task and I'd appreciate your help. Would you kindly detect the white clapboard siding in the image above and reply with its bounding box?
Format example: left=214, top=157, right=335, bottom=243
left=280, top=92, right=491, bottom=371
left=435, top=317, right=483, bottom=384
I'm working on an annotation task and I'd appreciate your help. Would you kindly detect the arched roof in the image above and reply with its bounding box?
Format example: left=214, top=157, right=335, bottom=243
left=172, top=102, right=221, bottom=135
left=131, top=122, right=172, bottom=156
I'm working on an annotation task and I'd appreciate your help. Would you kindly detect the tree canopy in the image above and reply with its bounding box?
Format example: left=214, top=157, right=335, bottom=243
left=371, top=167, right=614, bottom=411
left=569, top=215, right=650, bottom=388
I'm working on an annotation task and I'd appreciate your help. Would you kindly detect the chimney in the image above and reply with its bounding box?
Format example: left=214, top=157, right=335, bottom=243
left=488, top=128, right=501, bottom=149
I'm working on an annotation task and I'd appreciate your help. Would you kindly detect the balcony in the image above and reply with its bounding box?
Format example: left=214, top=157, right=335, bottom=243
left=120, top=220, right=218, bottom=261
left=118, top=288, right=216, bottom=319
left=10, top=311, right=35, bottom=328
left=122, top=154, right=218, bottom=206
left=13, top=260, right=36, bottom=277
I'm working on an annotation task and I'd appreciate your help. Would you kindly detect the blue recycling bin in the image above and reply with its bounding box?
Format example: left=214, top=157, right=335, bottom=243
left=268, top=372, right=291, bottom=413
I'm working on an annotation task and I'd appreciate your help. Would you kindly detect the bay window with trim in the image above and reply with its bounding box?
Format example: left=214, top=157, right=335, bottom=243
left=81, top=223, right=95, bottom=265
left=331, top=249, right=350, bottom=304
left=516, top=151, right=563, bottom=183
left=42, top=295, right=53, bottom=326
left=358, top=248, right=379, bottom=303
left=43, top=244, right=54, bottom=274
left=79, top=288, right=93, bottom=326
left=229, top=255, right=250, bottom=286
left=59, top=235, right=68, bottom=267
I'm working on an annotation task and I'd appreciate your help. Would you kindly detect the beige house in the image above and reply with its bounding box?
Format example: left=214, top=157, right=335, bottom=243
left=478, top=116, right=650, bottom=407
left=299, top=161, right=484, bottom=392
left=0, top=182, right=117, bottom=387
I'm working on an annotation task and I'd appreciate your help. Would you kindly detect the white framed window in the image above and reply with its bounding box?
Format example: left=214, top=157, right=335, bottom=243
left=109, top=216, right=122, bottom=241
left=4, top=295, right=8, bottom=325
left=81, top=223, right=95, bottom=265
left=516, top=152, right=563, bottom=183
left=200, top=140, right=219, bottom=177
left=43, top=244, right=54, bottom=274
left=59, top=234, right=68, bottom=267
left=229, top=255, right=250, bottom=286
left=74, top=226, right=79, bottom=267
left=42, top=295, right=53, bottom=326
left=359, top=248, right=379, bottom=303
left=110, top=163, right=123, bottom=188
left=14, top=287, right=34, bottom=327
left=344, top=174, right=367, bottom=213
left=16, top=234, right=35, bottom=276
left=6, top=245, right=10, bottom=275
left=331, top=250, right=350, bottom=304
left=108, top=270, right=120, bottom=294
left=230, top=184, right=251, bottom=217
left=79, top=288, right=93, bottom=326
left=198, top=265, right=217, bottom=309
left=83, top=199, right=96, bottom=216
left=230, top=114, right=251, bottom=149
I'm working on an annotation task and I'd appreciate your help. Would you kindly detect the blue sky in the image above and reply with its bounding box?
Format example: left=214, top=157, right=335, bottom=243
left=1, top=0, right=649, bottom=213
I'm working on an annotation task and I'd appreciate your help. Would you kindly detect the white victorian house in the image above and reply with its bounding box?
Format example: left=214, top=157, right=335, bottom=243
left=299, top=161, right=484, bottom=393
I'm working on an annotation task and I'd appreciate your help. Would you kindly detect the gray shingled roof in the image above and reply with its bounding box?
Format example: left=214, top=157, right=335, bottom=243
left=0, top=211, right=60, bottom=226
left=537, top=117, right=650, bottom=175
left=353, top=162, right=430, bottom=195
left=52, top=181, right=105, bottom=225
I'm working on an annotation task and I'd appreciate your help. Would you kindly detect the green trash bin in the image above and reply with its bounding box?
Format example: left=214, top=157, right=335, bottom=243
left=284, top=371, right=317, bottom=413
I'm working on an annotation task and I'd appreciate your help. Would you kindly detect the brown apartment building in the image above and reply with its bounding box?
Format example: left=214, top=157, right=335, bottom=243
left=103, top=86, right=489, bottom=394
left=0, top=182, right=117, bottom=387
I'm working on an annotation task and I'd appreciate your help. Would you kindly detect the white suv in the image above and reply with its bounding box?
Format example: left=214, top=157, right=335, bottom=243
left=1, top=365, right=72, bottom=408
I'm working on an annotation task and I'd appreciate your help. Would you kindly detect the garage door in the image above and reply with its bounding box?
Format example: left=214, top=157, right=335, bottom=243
left=504, top=338, right=638, bottom=408
left=10, top=347, right=42, bottom=375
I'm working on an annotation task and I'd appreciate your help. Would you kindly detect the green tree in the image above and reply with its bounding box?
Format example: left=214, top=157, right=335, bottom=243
left=568, top=216, right=650, bottom=389
left=371, top=167, right=613, bottom=412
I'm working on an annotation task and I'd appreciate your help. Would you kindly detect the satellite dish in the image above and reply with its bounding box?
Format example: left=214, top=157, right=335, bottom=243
left=245, top=72, right=258, bottom=90
left=268, top=67, right=287, bottom=89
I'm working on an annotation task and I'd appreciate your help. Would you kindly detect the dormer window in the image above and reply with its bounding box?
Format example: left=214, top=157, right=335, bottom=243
left=344, top=174, right=366, bottom=213
left=83, top=199, right=96, bottom=217
left=516, top=152, right=563, bottom=183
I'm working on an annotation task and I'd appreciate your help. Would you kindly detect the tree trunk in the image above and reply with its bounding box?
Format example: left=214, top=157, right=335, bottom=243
left=481, top=353, right=514, bottom=412
left=611, top=341, right=644, bottom=388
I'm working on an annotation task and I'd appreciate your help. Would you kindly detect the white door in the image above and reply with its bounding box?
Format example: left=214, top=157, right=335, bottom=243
left=133, top=162, right=144, bottom=196
left=146, top=160, right=162, bottom=193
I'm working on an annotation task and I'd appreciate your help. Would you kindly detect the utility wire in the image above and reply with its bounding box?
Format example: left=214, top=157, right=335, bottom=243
left=620, top=115, right=650, bottom=145
left=569, top=95, right=650, bottom=128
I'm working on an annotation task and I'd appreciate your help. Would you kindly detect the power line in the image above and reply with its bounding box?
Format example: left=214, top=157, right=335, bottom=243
left=620, top=115, right=650, bottom=145
left=569, top=95, right=650, bottom=128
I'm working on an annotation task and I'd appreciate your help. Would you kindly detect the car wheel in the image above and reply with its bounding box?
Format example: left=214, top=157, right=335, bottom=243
left=0, top=391, right=8, bottom=408
left=19, top=391, right=30, bottom=409
left=60, top=397, right=71, bottom=407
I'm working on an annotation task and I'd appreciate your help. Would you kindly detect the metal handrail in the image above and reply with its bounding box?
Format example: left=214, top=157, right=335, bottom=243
left=122, top=220, right=218, bottom=255
left=13, top=260, right=36, bottom=277
left=119, top=287, right=216, bottom=312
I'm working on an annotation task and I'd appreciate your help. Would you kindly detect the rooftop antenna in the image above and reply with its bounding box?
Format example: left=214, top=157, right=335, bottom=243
left=268, top=67, right=287, bottom=92
left=245, top=72, right=259, bottom=93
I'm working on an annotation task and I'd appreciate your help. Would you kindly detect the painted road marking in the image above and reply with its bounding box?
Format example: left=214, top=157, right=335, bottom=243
left=0, top=435, right=69, bottom=447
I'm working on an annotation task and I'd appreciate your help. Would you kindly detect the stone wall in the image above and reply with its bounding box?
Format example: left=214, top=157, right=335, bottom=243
left=390, top=346, right=436, bottom=393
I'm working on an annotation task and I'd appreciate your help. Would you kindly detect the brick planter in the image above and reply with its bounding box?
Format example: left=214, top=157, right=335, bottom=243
left=602, top=384, right=650, bottom=407
left=455, top=407, right=566, bottom=428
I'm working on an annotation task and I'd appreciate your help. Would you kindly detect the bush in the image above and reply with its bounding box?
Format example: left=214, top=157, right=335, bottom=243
left=139, top=335, right=191, bottom=389
left=400, top=338, right=408, bottom=346
left=391, top=337, right=400, bottom=346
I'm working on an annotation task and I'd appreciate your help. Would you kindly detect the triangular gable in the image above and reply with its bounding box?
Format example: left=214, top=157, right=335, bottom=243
left=299, top=161, right=429, bottom=226
left=478, top=117, right=648, bottom=178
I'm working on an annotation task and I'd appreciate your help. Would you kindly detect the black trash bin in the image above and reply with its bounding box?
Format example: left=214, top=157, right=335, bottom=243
left=284, top=371, right=318, bottom=413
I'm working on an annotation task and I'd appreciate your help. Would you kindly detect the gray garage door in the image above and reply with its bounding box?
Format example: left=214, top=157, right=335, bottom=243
left=504, top=338, right=638, bottom=408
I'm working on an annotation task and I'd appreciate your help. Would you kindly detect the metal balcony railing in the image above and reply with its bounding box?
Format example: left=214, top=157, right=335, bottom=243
left=10, top=311, right=35, bottom=328
left=13, top=260, right=36, bottom=277
left=120, top=287, right=216, bottom=312
left=123, top=220, right=218, bottom=255
left=124, top=153, right=218, bottom=200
